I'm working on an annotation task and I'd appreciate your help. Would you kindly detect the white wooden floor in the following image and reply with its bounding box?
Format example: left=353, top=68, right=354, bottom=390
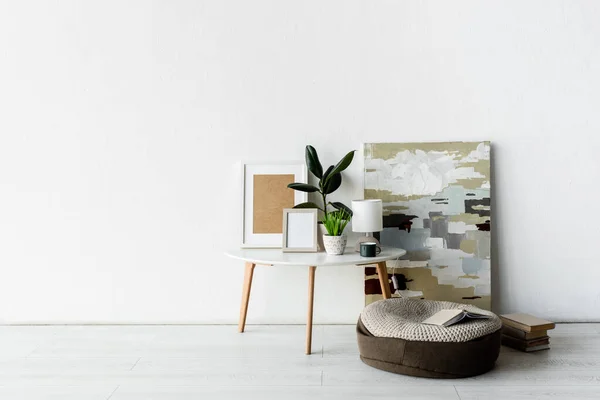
left=0, top=324, right=599, bottom=399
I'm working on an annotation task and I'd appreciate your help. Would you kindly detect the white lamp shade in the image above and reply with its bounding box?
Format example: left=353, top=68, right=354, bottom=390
left=351, top=199, right=383, bottom=233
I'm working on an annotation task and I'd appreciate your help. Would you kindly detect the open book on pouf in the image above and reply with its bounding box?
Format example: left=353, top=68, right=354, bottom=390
left=422, top=309, right=491, bottom=327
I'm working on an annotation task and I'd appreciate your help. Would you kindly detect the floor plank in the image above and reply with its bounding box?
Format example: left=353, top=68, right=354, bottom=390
left=28, top=325, right=325, bottom=359
left=455, top=385, right=600, bottom=400
left=0, top=324, right=598, bottom=399
left=0, top=370, right=322, bottom=387
left=0, top=386, right=117, bottom=400
left=323, top=368, right=600, bottom=386
left=0, top=357, right=138, bottom=373
left=132, top=355, right=366, bottom=372
left=496, top=354, right=600, bottom=371
left=110, top=385, right=460, bottom=400
left=322, top=325, right=360, bottom=358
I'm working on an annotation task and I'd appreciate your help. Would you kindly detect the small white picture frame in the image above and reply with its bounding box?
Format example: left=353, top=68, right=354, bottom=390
left=282, top=209, right=318, bottom=253
left=241, top=162, right=307, bottom=248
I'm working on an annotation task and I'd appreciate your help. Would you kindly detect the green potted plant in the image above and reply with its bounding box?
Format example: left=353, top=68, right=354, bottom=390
left=287, top=145, right=355, bottom=251
left=321, top=209, right=351, bottom=255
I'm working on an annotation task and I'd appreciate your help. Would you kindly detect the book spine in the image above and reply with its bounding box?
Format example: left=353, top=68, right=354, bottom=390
left=524, top=344, right=550, bottom=352
left=501, top=335, right=550, bottom=351
left=503, top=326, right=548, bottom=340
left=502, top=325, right=526, bottom=339
left=500, top=318, right=533, bottom=332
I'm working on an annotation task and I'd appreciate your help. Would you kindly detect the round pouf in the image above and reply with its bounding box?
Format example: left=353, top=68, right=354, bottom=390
left=357, top=298, right=502, bottom=379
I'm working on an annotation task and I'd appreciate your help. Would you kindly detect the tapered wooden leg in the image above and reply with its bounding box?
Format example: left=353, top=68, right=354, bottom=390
left=376, top=261, right=392, bottom=299
left=238, top=262, right=256, bottom=333
left=306, top=266, right=317, bottom=355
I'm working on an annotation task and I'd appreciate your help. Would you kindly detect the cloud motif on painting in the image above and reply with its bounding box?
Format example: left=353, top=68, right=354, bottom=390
left=366, top=143, right=490, bottom=197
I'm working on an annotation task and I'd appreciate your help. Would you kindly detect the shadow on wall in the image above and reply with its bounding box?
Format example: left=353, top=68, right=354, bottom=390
left=490, top=143, right=501, bottom=313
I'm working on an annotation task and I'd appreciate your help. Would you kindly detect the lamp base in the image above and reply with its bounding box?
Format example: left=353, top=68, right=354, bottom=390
left=354, top=235, right=381, bottom=252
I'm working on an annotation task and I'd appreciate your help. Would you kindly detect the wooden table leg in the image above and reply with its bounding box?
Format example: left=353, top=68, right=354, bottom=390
left=376, top=261, right=392, bottom=299
left=238, top=262, right=256, bottom=333
left=306, top=266, right=317, bottom=355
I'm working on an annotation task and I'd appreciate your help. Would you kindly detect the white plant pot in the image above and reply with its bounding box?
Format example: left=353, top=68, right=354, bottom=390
left=322, top=235, right=347, bottom=255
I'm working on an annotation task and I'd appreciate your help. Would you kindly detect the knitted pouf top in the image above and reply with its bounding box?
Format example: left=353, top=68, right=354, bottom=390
left=360, top=298, right=502, bottom=343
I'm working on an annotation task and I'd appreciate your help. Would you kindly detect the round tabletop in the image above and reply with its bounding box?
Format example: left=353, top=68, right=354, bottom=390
left=225, top=247, right=406, bottom=267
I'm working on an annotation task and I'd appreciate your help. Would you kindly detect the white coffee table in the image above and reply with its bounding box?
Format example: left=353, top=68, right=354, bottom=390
left=225, top=247, right=407, bottom=354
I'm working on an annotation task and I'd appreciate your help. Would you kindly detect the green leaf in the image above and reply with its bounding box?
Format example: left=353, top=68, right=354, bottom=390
left=323, top=150, right=355, bottom=186
left=287, top=183, right=320, bottom=193
left=321, top=208, right=351, bottom=235
left=320, top=165, right=334, bottom=188
left=322, top=172, right=342, bottom=194
left=293, top=202, right=324, bottom=211
left=305, top=145, right=323, bottom=179
left=330, top=202, right=353, bottom=217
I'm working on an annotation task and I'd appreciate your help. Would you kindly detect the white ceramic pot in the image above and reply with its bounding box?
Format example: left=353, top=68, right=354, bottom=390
left=322, top=235, right=347, bottom=255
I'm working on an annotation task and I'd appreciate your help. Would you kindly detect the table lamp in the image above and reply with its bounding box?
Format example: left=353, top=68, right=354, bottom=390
left=351, top=199, right=383, bottom=252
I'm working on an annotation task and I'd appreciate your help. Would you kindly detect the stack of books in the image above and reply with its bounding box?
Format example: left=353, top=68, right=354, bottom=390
left=500, top=313, right=555, bottom=352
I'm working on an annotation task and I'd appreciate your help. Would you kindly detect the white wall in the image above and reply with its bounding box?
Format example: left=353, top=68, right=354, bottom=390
left=1, top=0, right=599, bottom=324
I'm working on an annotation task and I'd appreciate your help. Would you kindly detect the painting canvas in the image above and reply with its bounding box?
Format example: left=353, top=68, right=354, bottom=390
left=364, top=142, right=492, bottom=310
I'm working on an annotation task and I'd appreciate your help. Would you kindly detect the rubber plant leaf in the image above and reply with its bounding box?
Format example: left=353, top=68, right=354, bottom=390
left=323, top=150, right=355, bottom=186
left=323, top=172, right=342, bottom=194
left=305, top=145, right=323, bottom=179
left=330, top=201, right=353, bottom=217
left=287, top=183, right=320, bottom=193
left=293, top=202, right=324, bottom=211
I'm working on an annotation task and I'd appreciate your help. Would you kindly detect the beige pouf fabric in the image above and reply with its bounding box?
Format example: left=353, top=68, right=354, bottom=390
left=357, top=298, right=502, bottom=378
left=361, top=298, right=502, bottom=342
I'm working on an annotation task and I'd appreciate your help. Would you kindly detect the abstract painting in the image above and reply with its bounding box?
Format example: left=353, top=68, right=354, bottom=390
left=364, top=142, right=492, bottom=310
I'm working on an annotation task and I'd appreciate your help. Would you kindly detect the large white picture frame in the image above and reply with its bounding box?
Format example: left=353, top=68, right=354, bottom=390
left=241, top=162, right=307, bottom=248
